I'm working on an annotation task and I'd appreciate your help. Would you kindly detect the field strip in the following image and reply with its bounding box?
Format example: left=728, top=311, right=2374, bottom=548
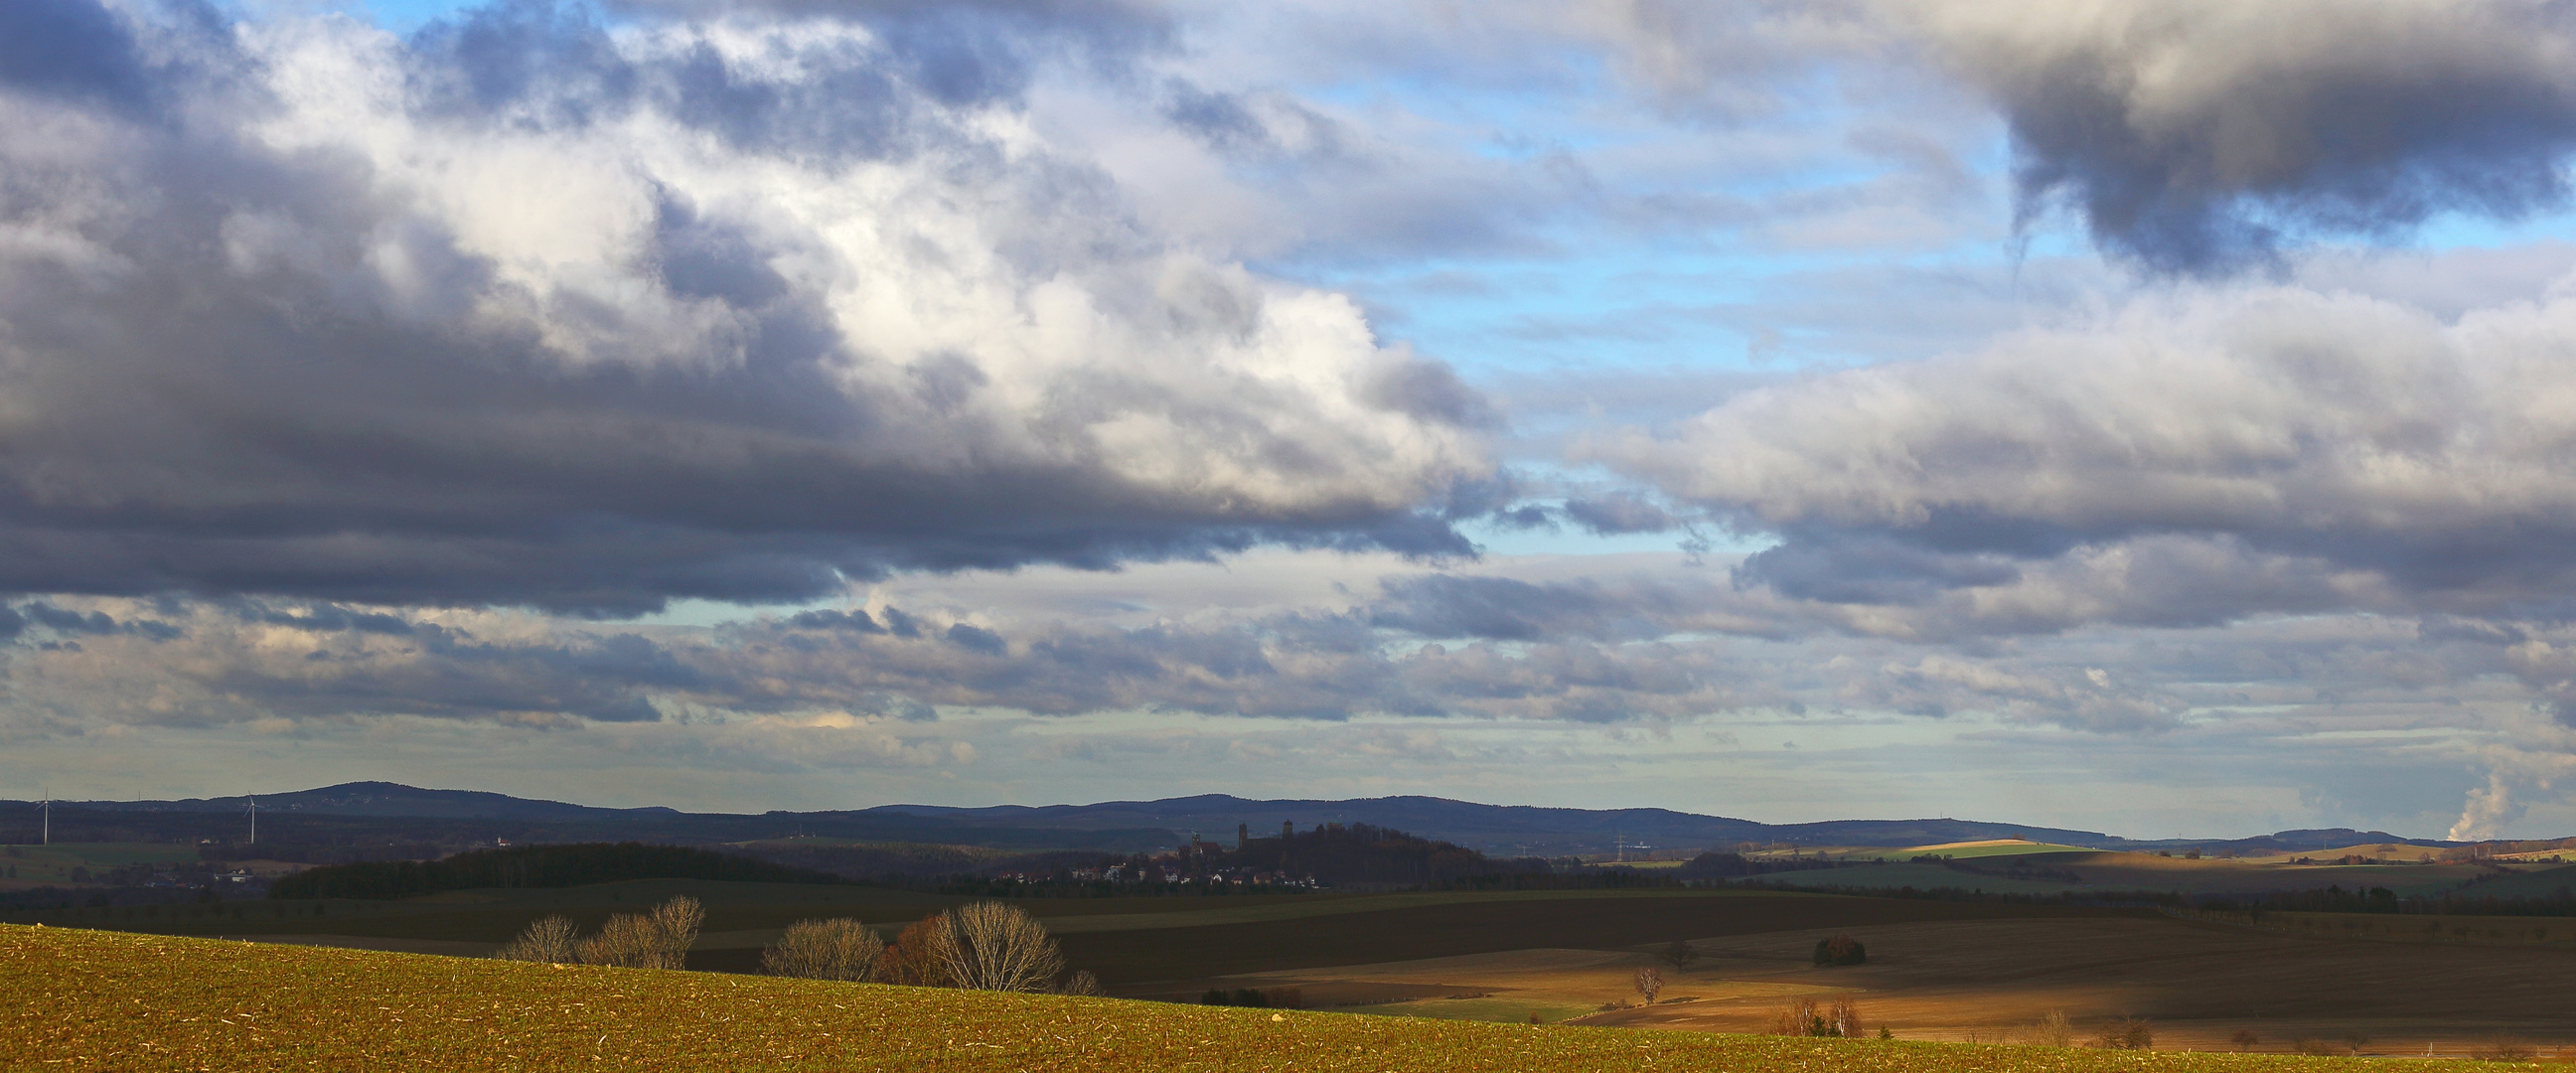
left=0, top=923, right=2513, bottom=1073
left=1038, top=887, right=1812, bottom=934
left=227, top=933, right=499, bottom=957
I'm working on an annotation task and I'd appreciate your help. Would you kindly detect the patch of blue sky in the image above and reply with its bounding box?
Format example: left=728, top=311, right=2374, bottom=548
left=2397, top=200, right=2576, bottom=250
left=350, top=0, right=477, bottom=33
left=1460, top=512, right=1730, bottom=558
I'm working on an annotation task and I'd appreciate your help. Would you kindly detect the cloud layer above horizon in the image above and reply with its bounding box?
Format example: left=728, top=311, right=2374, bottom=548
left=9, top=0, right=2576, bottom=840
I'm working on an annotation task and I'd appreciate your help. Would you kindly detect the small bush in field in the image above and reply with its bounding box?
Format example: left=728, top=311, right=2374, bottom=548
left=1634, top=967, right=1662, bottom=1003
left=760, top=918, right=884, bottom=982
left=2471, top=1035, right=2536, bottom=1061
left=493, top=915, right=578, bottom=964
left=2094, top=1017, right=2152, bottom=1050
left=2291, top=1038, right=2338, bottom=1056
left=1060, top=970, right=1102, bottom=996
left=1812, top=935, right=1866, bottom=966
left=2026, top=1009, right=2071, bottom=1047
left=2229, top=1029, right=2259, bottom=1051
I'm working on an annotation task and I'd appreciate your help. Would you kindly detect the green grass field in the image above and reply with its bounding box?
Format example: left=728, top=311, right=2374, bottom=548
left=0, top=843, right=202, bottom=887
left=0, top=923, right=2540, bottom=1072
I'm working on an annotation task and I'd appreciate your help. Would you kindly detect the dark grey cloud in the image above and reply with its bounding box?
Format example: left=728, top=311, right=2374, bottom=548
left=0, top=0, right=156, bottom=112
left=785, top=608, right=884, bottom=633
left=1561, top=492, right=1678, bottom=536
left=0, top=1, right=1491, bottom=616
left=1911, top=1, right=2576, bottom=273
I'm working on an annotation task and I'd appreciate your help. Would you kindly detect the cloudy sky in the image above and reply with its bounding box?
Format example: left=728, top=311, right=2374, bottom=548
left=11, top=0, right=2576, bottom=840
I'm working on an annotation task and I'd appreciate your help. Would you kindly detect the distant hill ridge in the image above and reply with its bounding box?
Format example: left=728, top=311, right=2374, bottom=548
left=12, top=783, right=2466, bottom=853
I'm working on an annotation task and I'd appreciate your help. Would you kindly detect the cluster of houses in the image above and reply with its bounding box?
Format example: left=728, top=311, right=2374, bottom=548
left=989, top=864, right=1322, bottom=889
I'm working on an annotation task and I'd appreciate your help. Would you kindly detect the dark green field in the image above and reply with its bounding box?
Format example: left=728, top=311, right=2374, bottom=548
left=0, top=881, right=2110, bottom=990
left=0, top=924, right=2529, bottom=1072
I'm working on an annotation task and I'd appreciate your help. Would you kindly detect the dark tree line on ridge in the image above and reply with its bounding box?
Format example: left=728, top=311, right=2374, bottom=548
left=269, top=843, right=845, bottom=900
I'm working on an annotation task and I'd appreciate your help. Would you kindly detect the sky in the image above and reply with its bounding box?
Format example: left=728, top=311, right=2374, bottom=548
left=11, top=0, right=2576, bottom=840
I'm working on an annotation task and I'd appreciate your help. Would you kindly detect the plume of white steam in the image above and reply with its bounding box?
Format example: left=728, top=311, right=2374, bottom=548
left=2447, top=771, right=2519, bottom=843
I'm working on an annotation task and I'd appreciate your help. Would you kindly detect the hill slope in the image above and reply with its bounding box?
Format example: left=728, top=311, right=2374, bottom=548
left=4, top=783, right=2464, bottom=857
left=0, top=924, right=2500, bottom=1072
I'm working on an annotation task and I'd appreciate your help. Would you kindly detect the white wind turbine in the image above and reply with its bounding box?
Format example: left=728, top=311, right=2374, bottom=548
left=37, top=788, right=52, bottom=845
left=243, top=795, right=260, bottom=847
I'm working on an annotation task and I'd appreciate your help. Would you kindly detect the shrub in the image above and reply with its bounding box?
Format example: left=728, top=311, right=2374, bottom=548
left=877, top=915, right=957, bottom=987
left=1634, top=968, right=1662, bottom=1003
left=2026, top=1009, right=2071, bottom=1047
left=1812, top=935, right=1866, bottom=966
left=2094, top=1017, right=2152, bottom=1050
left=2471, top=1035, right=2536, bottom=1061
left=1060, top=970, right=1102, bottom=996
left=2291, top=1038, right=2339, bottom=1056
left=494, top=915, right=579, bottom=964
left=2229, top=1029, right=2259, bottom=1051
left=759, top=918, right=884, bottom=982
left=930, top=901, right=1064, bottom=993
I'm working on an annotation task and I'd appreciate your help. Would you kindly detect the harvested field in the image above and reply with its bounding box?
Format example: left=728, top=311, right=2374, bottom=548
left=1220, top=914, right=2576, bottom=1057
left=1057, top=890, right=2111, bottom=994
left=0, top=923, right=2527, bottom=1072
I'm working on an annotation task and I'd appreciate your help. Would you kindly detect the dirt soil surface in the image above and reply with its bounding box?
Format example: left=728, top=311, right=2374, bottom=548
left=1063, top=893, right=2113, bottom=994
left=1250, top=915, right=2576, bottom=1057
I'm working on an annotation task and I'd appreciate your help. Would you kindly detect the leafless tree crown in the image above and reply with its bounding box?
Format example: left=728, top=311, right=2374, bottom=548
left=933, top=901, right=1065, bottom=992
left=495, top=915, right=578, bottom=964
left=761, top=918, right=886, bottom=982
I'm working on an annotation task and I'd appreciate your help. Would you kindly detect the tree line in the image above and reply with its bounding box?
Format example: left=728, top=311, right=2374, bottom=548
left=269, top=843, right=845, bottom=900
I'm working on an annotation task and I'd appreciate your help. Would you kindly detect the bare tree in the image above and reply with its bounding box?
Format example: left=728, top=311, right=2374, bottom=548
left=653, top=896, right=703, bottom=964
left=1769, top=996, right=1861, bottom=1037
left=931, top=901, right=1064, bottom=992
left=1825, top=996, right=1862, bottom=1038
left=1633, top=967, right=1662, bottom=1004
left=879, top=914, right=960, bottom=987
left=495, top=915, right=578, bottom=964
left=579, top=912, right=663, bottom=968
left=761, top=918, right=885, bottom=982
left=2028, top=1009, right=2072, bottom=1047
left=1060, top=970, right=1102, bottom=996
left=1658, top=940, right=1698, bottom=971
left=1771, top=997, right=1821, bottom=1035
left=580, top=895, right=702, bottom=970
